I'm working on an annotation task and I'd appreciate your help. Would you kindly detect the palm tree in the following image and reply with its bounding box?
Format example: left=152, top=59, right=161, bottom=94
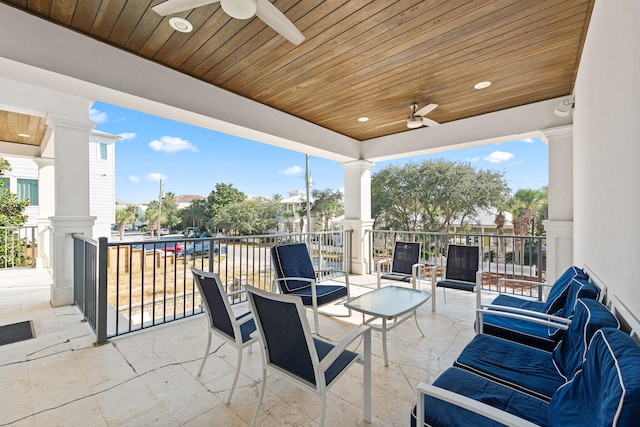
left=282, top=210, right=295, bottom=233
left=508, top=189, right=546, bottom=264
left=115, top=204, right=138, bottom=240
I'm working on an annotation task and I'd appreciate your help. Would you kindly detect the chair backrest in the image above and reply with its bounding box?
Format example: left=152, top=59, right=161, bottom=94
left=445, top=245, right=479, bottom=283
left=245, top=285, right=320, bottom=388
left=544, top=266, right=589, bottom=315
left=390, top=241, right=421, bottom=275
left=191, top=267, right=236, bottom=339
left=271, top=243, right=316, bottom=293
left=550, top=327, right=640, bottom=426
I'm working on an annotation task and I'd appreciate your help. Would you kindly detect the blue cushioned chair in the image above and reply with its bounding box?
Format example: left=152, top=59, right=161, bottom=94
left=271, top=242, right=351, bottom=333
left=431, top=244, right=481, bottom=311
left=457, top=298, right=619, bottom=401
left=245, top=285, right=371, bottom=427
left=412, top=327, right=640, bottom=427
left=478, top=277, right=600, bottom=350
left=191, top=267, right=257, bottom=404
left=376, top=241, right=423, bottom=289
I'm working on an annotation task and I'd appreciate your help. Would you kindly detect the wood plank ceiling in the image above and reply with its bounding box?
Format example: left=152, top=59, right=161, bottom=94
left=0, top=0, right=594, bottom=144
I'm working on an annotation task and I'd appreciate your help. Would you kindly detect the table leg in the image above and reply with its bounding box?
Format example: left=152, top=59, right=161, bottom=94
left=382, top=317, right=388, bottom=367
left=414, top=310, right=425, bottom=337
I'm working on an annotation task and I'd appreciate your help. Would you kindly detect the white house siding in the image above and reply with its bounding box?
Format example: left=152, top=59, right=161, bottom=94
left=573, top=0, right=640, bottom=316
left=89, top=131, right=118, bottom=239
left=0, top=155, right=39, bottom=225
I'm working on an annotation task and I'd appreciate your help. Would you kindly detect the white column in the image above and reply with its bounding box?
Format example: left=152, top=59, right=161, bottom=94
left=33, top=157, right=54, bottom=269
left=341, top=160, right=374, bottom=275
left=46, top=114, right=96, bottom=306
left=541, top=125, right=574, bottom=283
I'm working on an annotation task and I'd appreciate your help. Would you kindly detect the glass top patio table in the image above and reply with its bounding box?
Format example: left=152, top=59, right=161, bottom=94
left=345, top=286, right=431, bottom=366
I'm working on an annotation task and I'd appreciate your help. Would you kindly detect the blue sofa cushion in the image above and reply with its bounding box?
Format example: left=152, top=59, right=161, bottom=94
left=271, top=243, right=316, bottom=292
left=491, top=294, right=546, bottom=313
left=552, top=298, right=619, bottom=380
left=454, top=334, right=563, bottom=401
left=550, top=328, right=640, bottom=427
left=544, top=266, right=588, bottom=315
left=480, top=311, right=558, bottom=351
left=411, top=367, right=549, bottom=427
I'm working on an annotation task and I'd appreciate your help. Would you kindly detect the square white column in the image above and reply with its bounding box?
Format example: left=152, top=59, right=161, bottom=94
left=342, top=160, right=374, bottom=275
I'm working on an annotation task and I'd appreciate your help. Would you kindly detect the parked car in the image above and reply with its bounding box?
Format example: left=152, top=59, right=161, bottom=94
left=133, top=237, right=183, bottom=254
left=176, top=240, right=220, bottom=259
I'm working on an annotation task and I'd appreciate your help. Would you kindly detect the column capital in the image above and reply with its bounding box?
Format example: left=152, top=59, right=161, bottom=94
left=541, top=125, right=573, bottom=143
left=33, top=156, right=54, bottom=167
left=46, top=113, right=95, bottom=132
left=342, top=159, right=374, bottom=171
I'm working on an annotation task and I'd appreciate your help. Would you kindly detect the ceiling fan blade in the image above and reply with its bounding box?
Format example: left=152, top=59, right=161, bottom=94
left=415, top=103, right=438, bottom=117
left=421, top=117, right=440, bottom=127
left=255, top=0, right=305, bottom=45
left=152, top=0, right=220, bottom=16
left=375, top=120, right=406, bottom=129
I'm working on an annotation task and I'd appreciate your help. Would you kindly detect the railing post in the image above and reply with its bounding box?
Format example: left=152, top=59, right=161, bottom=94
left=96, top=237, right=108, bottom=345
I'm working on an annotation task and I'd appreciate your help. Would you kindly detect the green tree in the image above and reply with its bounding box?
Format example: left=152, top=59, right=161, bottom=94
left=282, top=210, right=295, bottom=233
left=311, top=188, right=343, bottom=231
left=212, top=198, right=280, bottom=235
left=141, top=200, right=160, bottom=238
left=179, top=199, right=207, bottom=230
left=372, top=160, right=509, bottom=231
left=115, top=204, right=138, bottom=240
left=160, top=192, right=180, bottom=231
left=0, top=157, right=31, bottom=267
left=206, top=183, right=246, bottom=231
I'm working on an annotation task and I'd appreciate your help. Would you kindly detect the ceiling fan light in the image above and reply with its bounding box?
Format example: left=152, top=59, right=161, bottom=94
left=221, top=0, right=257, bottom=19
left=407, top=117, right=423, bottom=128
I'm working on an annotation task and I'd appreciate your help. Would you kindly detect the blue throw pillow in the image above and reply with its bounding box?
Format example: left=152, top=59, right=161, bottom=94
left=552, top=298, right=619, bottom=380
left=544, top=266, right=588, bottom=315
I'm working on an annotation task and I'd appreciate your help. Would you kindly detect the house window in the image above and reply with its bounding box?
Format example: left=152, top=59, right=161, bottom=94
left=17, top=179, right=38, bottom=206
left=99, top=143, right=108, bottom=160
left=0, top=177, right=9, bottom=190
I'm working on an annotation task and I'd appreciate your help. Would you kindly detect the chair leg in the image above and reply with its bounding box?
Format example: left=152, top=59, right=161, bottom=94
left=314, top=308, right=320, bottom=334
left=320, top=393, right=327, bottom=427
left=442, top=288, right=447, bottom=303
left=197, top=331, right=212, bottom=377
left=226, top=345, right=243, bottom=404
left=251, top=367, right=267, bottom=427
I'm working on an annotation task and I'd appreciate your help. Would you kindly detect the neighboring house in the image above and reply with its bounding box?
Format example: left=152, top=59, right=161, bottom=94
left=276, top=189, right=316, bottom=233
left=1, top=130, right=119, bottom=239
left=175, top=194, right=205, bottom=210
left=450, top=208, right=514, bottom=235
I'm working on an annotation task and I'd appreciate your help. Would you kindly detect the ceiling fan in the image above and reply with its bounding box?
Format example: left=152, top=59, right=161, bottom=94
left=152, top=0, right=305, bottom=45
left=376, top=103, right=440, bottom=129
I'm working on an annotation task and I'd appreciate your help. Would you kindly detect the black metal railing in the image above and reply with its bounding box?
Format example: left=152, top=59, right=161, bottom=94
left=0, top=225, right=37, bottom=268
left=101, top=230, right=352, bottom=339
left=73, top=234, right=107, bottom=344
left=367, top=230, right=545, bottom=299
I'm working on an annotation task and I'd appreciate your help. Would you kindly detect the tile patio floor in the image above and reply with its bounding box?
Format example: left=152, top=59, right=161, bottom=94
left=1, top=269, right=492, bottom=426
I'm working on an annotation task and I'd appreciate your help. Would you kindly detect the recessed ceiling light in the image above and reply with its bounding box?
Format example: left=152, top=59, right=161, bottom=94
left=169, top=17, right=193, bottom=33
left=358, top=117, right=369, bottom=122
left=17, top=133, right=30, bottom=138
left=474, top=81, right=492, bottom=90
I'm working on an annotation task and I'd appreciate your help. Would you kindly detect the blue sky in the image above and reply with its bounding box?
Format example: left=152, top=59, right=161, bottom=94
left=91, top=101, right=548, bottom=203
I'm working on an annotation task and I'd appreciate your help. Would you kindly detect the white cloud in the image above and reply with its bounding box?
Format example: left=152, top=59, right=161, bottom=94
left=89, top=108, right=108, bottom=124
left=148, top=136, right=198, bottom=153
left=466, top=156, right=480, bottom=162
left=145, top=173, right=166, bottom=182
left=118, top=132, right=136, bottom=141
left=128, top=176, right=140, bottom=183
left=484, top=151, right=514, bottom=163
left=522, top=138, right=534, bottom=143
left=280, top=165, right=303, bottom=176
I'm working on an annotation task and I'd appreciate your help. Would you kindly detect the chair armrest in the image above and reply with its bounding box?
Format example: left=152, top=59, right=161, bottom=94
left=476, top=307, right=570, bottom=334
left=416, top=383, right=539, bottom=427
left=226, top=288, right=246, bottom=298
left=318, top=325, right=371, bottom=370
left=479, top=304, right=571, bottom=324
left=236, top=312, right=254, bottom=325
left=273, top=277, right=316, bottom=284
left=498, top=278, right=548, bottom=294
